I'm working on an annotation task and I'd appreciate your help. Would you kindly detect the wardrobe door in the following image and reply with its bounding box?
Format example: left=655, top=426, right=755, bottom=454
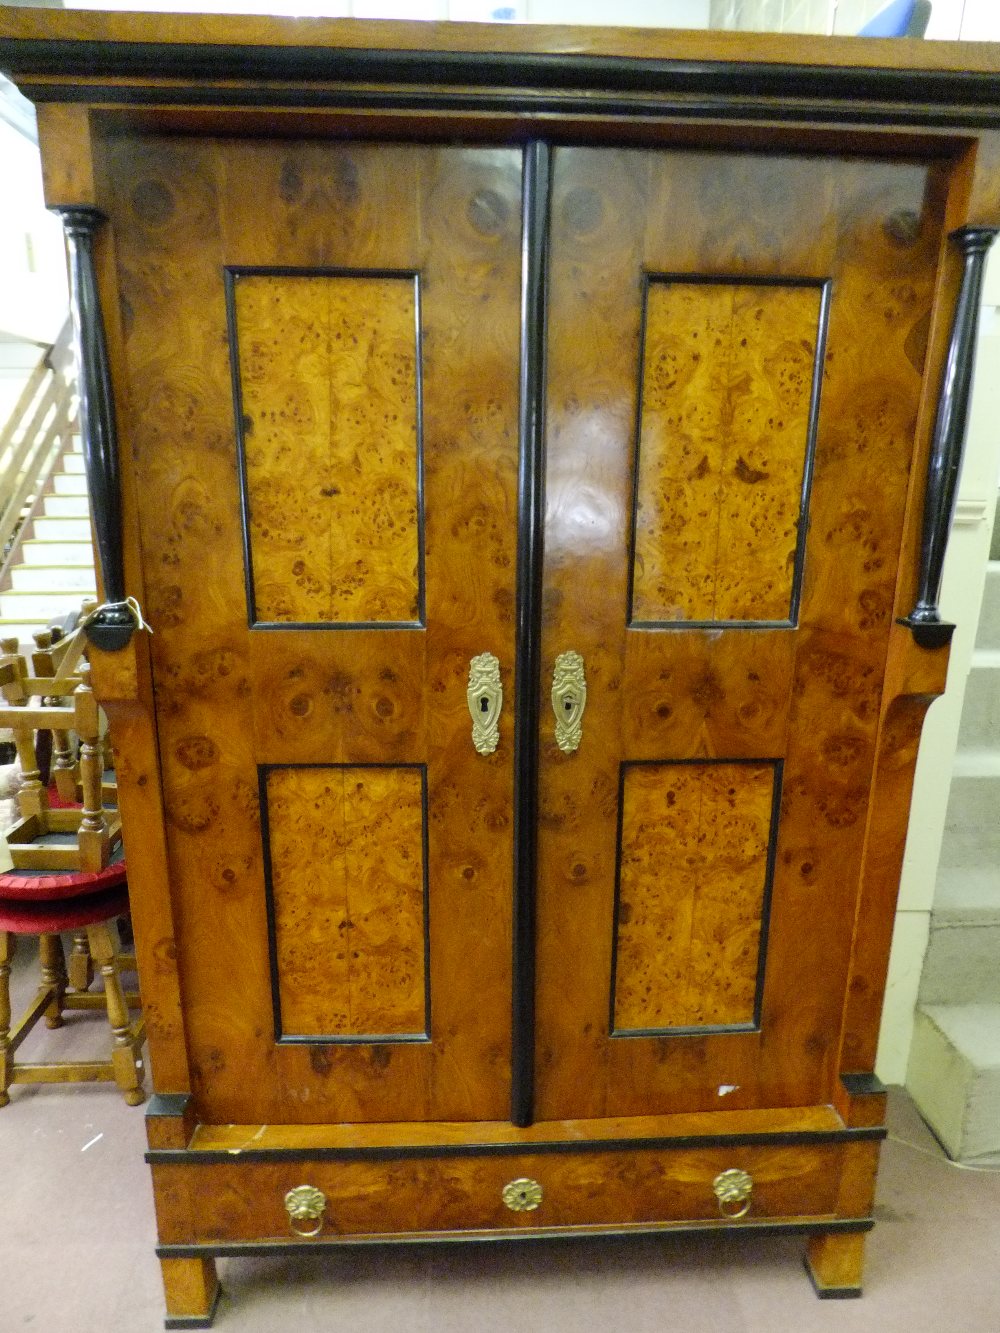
left=535, top=147, right=945, bottom=1120
left=103, top=137, right=522, bottom=1124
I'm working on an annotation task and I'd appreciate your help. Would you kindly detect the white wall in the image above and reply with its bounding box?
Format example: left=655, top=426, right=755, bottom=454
left=0, top=116, right=66, bottom=347
left=65, top=0, right=712, bottom=23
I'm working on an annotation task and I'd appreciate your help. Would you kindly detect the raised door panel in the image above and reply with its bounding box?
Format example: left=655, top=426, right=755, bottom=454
left=535, top=147, right=945, bottom=1120
left=102, top=136, right=522, bottom=1123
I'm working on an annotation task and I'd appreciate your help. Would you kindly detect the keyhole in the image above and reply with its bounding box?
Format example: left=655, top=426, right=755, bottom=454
left=481, top=697, right=489, bottom=713
left=564, top=698, right=574, bottom=711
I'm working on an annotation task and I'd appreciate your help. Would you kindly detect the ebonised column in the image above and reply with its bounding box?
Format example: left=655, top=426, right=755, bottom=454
left=902, top=224, right=999, bottom=648
left=53, top=204, right=135, bottom=651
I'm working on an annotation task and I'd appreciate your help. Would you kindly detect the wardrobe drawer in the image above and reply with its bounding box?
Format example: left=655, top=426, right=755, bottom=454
left=153, top=1141, right=846, bottom=1243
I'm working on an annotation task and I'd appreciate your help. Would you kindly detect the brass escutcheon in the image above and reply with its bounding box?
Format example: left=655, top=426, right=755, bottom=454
left=502, top=1177, right=543, bottom=1212
left=712, top=1168, right=753, bottom=1220
left=284, top=1184, right=327, bottom=1237
left=468, top=652, right=503, bottom=755
left=551, top=650, right=586, bottom=753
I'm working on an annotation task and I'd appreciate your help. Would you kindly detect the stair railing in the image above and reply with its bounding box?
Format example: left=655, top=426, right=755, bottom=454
left=0, top=317, right=78, bottom=587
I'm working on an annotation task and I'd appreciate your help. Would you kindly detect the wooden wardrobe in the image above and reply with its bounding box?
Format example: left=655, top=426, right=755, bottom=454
left=2, top=11, right=999, bottom=1326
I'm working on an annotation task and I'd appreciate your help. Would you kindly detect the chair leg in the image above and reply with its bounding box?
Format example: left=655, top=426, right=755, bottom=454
left=39, top=933, right=67, bottom=1029
left=68, top=932, right=94, bottom=992
left=0, top=932, right=13, bottom=1108
left=87, top=922, right=145, bottom=1107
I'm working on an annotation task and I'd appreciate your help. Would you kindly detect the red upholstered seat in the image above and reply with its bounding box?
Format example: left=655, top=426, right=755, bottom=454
left=0, top=855, right=127, bottom=903
left=0, top=884, right=130, bottom=934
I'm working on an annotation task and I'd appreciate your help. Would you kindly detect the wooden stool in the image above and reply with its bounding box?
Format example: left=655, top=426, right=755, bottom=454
left=0, top=864, right=145, bottom=1108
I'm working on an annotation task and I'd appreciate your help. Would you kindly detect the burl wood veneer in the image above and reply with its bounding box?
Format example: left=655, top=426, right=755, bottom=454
left=3, top=9, right=999, bottom=1327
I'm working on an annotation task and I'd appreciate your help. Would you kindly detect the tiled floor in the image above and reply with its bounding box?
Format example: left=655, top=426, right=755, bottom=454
left=2, top=936, right=1000, bottom=1332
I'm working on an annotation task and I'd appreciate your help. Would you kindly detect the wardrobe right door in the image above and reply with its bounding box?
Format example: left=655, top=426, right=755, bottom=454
left=534, top=146, right=945, bottom=1121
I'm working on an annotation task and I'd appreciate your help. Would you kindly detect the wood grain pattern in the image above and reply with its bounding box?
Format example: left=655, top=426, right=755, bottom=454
left=7, top=8, right=1000, bottom=78
left=614, top=762, right=775, bottom=1032
left=266, top=765, right=427, bottom=1038
left=632, top=280, right=821, bottom=625
left=188, top=1098, right=846, bottom=1151
left=536, top=147, right=944, bottom=1122
left=104, top=135, right=521, bottom=1123
left=234, top=272, right=421, bottom=625
left=152, top=1140, right=844, bottom=1243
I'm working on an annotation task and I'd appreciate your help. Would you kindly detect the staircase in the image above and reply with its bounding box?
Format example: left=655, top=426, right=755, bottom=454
left=907, top=517, right=1000, bottom=1165
left=0, top=321, right=95, bottom=646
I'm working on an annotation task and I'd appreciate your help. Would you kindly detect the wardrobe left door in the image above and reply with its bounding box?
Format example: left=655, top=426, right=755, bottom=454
left=101, top=136, right=523, bottom=1124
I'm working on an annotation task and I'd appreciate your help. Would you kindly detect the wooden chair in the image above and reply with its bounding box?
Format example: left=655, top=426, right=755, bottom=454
left=0, top=645, right=122, bottom=874
left=0, top=874, right=145, bottom=1107
left=0, top=623, right=144, bottom=1108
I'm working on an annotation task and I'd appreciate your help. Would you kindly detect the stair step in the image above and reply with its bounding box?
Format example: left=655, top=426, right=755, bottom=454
left=975, top=560, right=1000, bottom=650
left=934, top=865, right=1000, bottom=923
left=957, top=663, right=1000, bottom=750
left=919, top=920, right=1000, bottom=1005
left=0, top=589, right=94, bottom=620
left=20, top=539, right=94, bottom=565
left=32, top=517, right=91, bottom=541
left=941, top=773, right=1000, bottom=843
left=42, top=493, right=92, bottom=519
left=907, top=1003, right=1000, bottom=1164
left=0, top=617, right=51, bottom=648
left=10, top=564, right=97, bottom=592
left=61, top=454, right=85, bottom=475
left=950, top=749, right=1000, bottom=779
left=52, top=473, right=89, bottom=497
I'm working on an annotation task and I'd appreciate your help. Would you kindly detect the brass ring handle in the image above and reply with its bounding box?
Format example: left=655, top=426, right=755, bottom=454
left=284, top=1184, right=327, bottom=1238
left=468, top=652, right=502, bottom=755
left=552, top=650, right=586, bottom=753
left=713, top=1168, right=753, bottom=1220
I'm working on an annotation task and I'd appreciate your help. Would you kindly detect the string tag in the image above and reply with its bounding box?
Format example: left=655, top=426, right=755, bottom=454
left=83, top=596, right=153, bottom=635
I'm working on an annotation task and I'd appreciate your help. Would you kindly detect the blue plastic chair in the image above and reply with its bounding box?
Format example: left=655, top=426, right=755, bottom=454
left=858, top=0, right=932, bottom=37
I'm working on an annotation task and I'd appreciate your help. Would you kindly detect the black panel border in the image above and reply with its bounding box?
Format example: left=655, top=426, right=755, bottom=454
left=5, top=37, right=1000, bottom=129
left=609, top=756, right=784, bottom=1040
left=154, top=1216, right=874, bottom=1260
left=626, top=273, right=831, bottom=632
left=510, top=141, right=552, bottom=1130
left=258, top=761, right=432, bottom=1046
left=224, top=265, right=427, bottom=632
left=146, top=1121, right=884, bottom=1166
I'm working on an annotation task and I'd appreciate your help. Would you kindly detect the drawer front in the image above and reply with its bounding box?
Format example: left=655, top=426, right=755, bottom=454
left=154, top=1142, right=845, bottom=1244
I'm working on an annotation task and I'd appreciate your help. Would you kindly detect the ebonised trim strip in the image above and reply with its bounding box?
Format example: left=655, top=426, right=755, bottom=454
left=155, top=1216, right=874, bottom=1259
left=52, top=205, right=133, bottom=651
left=6, top=39, right=1000, bottom=110
left=841, top=1072, right=887, bottom=1099
left=145, top=1123, right=886, bottom=1165
left=14, top=80, right=1000, bottom=130
left=900, top=225, right=999, bottom=648
left=510, top=140, right=551, bottom=1130
left=146, top=1092, right=193, bottom=1119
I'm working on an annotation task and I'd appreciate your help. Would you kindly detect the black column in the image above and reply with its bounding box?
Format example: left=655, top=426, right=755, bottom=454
left=53, top=204, right=134, bottom=651
left=901, top=224, right=999, bottom=648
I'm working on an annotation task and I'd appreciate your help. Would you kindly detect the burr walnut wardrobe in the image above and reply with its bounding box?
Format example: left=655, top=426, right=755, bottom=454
left=1, top=10, right=998, bottom=1325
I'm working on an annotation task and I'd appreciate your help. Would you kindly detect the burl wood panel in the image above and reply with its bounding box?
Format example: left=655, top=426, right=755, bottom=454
left=613, top=762, right=776, bottom=1033
left=265, top=765, right=427, bottom=1039
left=233, top=272, right=421, bottom=625
left=632, top=280, right=821, bottom=625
